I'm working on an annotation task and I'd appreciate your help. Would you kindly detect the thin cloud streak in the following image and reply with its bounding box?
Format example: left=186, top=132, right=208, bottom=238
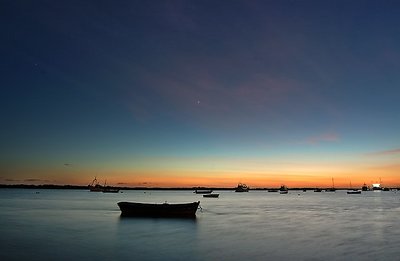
left=305, top=133, right=340, bottom=145
left=365, top=148, right=400, bottom=156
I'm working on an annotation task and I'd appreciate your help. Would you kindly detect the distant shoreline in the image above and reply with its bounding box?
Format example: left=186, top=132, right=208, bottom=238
left=1, top=184, right=399, bottom=191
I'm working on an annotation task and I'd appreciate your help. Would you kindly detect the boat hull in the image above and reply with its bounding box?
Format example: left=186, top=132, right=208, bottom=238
left=203, top=194, right=219, bottom=198
left=194, top=190, right=213, bottom=194
left=117, top=201, right=200, bottom=218
left=347, top=190, right=361, bottom=194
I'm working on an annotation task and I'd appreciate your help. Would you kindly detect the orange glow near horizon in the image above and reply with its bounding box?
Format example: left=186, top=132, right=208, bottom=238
left=2, top=158, right=399, bottom=188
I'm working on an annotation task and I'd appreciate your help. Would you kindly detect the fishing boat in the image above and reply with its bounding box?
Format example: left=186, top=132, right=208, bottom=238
left=235, top=183, right=249, bottom=192
left=194, top=189, right=213, bottom=194
left=361, top=183, right=370, bottom=191
left=203, top=193, right=219, bottom=198
left=117, top=201, right=200, bottom=218
left=279, top=185, right=288, bottom=194
left=102, top=180, right=120, bottom=193
left=88, top=177, right=103, bottom=192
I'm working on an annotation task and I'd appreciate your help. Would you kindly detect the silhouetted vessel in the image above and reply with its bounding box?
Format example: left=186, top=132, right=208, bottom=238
left=117, top=201, right=200, bottom=218
left=325, top=178, right=336, bottom=192
left=88, top=177, right=103, bottom=192
left=235, top=183, right=249, bottom=192
left=203, top=193, right=219, bottom=198
left=372, top=183, right=382, bottom=191
left=194, top=189, right=213, bottom=194
left=89, top=177, right=119, bottom=193
left=279, top=185, right=288, bottom=194
left=102, top=187, right=120, bottom=193
left=347, top=181, right=361, bottom=194
left=314, top=188, right=322, bottom=192
left=362, top=183, right=370, bottom=191
left=347, top=190, right=361, bottom=194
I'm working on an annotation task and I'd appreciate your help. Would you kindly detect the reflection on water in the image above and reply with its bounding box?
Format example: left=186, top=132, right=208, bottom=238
left=0, top=189, right=399, bottom=260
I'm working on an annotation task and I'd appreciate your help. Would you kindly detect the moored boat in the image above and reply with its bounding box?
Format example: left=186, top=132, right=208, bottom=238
left=88, top=177, right=103, bottom=192
left=194, top=189, right=213, bottom=194
left=347, top=190, right=361, bottom=194
left=203, top=193, right=219, bottom=198
left=325, top=178, right=336, bottom=192
left=279, top=185, right=288, bottom=194
left=102, top=187, right=120, bottom=193
left=117, top=201, right=200, bottom=218
left=235, top=183, right=249, bottom=192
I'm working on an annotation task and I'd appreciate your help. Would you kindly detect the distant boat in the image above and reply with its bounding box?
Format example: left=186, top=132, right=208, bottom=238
left=347, top=181, right=361, bottom=194
left=372, top=183, right=382, bottom=191
left=362, top=183, right=370, bottom=191
left=235, top=183, right=249, bottom=192
left=194, top=189, right=213, bottom=194
left=88, top=177, right=103, bottom=192
left=102, top=180, right=119, bottom=193
left=117, top=201, right=200, bottom=218
left=325, top=178, right=336, bottom=192
left=347, top=190, right=361, bottom=194
left=279, top=185, right=288, bottom=194
left=203, top=193, right=219, bottom=198
left=314, top=188, right=322, bottom=192
left=268, top=189, right=279, bottom=192
left=102, top=187, right=120, bottom=193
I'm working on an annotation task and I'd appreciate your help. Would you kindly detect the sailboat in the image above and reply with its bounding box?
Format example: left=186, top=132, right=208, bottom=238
left=325, top=178, right=336, bottom=192
left=347, top=181, right=361, bottom=194
left=102, top=180, right=120, bottom=193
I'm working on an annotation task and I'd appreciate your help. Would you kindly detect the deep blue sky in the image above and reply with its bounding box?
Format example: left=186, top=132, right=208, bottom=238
left=1, top=0, right=399, bottom=186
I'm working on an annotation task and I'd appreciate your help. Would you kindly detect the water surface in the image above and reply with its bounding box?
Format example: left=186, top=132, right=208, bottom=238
left=0, top=189, right=399, bottom=260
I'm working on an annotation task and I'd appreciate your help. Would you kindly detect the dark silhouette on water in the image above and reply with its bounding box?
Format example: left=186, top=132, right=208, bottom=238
left=117, top=201, right=200, bottom=218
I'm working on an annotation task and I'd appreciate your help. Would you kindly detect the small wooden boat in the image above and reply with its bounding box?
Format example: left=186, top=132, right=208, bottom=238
left=117, top=201, right=200, bottom=218
left=203, top=193, right=219, bottom=198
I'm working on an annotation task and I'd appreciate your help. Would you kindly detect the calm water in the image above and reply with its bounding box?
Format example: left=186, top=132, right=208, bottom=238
left=0, top=189, right=399, bottom=261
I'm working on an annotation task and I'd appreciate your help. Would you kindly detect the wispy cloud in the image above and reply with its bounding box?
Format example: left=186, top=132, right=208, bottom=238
left=366, top=148, right=400, bottom=156
left=306, top=133, right=339, bottom=144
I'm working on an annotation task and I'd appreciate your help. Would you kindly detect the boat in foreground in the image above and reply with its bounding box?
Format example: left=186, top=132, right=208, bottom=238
left=203, top=193, right=219, bottom=198
left=117, top=201, right=200, bottom=218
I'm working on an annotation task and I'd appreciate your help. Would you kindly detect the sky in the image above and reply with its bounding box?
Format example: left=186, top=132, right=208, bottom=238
left=1, top=0, right=399, bottom=188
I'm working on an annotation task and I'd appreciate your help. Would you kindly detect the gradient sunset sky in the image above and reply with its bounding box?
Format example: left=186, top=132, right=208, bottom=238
left=1, top=0, right=399, bottom=188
